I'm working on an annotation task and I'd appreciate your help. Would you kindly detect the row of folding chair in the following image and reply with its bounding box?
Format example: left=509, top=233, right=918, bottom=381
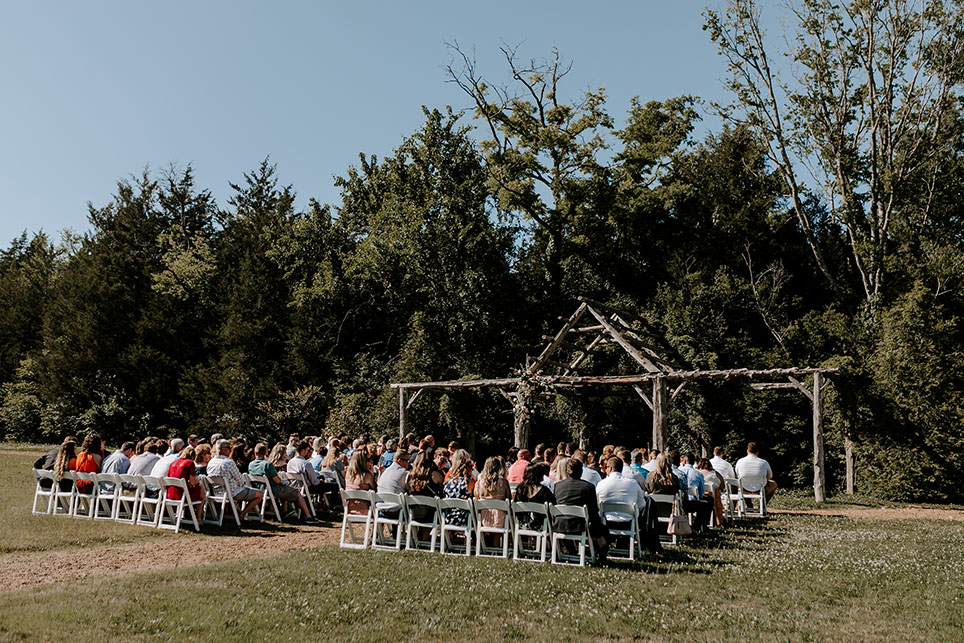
left=339, top=490, right=606, bottom=566
left=31, top=469, right=203, bottom=533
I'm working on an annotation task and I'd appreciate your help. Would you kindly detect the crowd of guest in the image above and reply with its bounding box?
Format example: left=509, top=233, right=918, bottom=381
left=34, top=429, right=777, bottom=543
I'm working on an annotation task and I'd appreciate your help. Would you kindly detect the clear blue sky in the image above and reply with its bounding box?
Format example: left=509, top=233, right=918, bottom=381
left=0, top=1, right=732, bottom=245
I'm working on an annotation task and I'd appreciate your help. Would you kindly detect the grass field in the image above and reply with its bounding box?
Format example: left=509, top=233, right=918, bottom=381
left=2, top=447, right=962, bottom=641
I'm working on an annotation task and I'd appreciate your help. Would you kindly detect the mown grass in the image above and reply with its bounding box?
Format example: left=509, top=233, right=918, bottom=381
left=1, top=511, right=962, bottom=640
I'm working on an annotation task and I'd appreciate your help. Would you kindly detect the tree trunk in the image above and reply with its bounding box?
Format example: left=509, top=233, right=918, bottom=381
left=514, top=405, right=530, bottom=449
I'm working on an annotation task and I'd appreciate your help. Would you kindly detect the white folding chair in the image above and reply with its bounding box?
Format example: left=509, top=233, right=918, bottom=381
left=510, top=501, right=550, bottom=562
left=549, top=504, right=596, bottom=566
left=371, top=492, right=407, bottom=551
left=52, top=472, right=75, bottom=516
left=723, top=477, right=744, bottom=519
left=281, top=471, right=315, bottom=518
left=158, top=477, right=202, bottom=533
left=601, top=501, right=641, bottom=561
left=438, top=498, right=475, bottom=556
left=474, top=498, right=512, bottom=558
left=136, top=476, right=163, bottom=528
left=93, top=473, right=121, bottom=520
left=339, top=490, right=373, bottom=549
left=202, top=475, right=241, bottom=527
left=648, top=493, right=680, bottom=545
left=404, top=494, right=440, bottom=552
left=115, top=474, right=141, bottom=524
left=245, top=474, right=280, bottom=522
left=71, top=472, right=98, bottom=519
left=738, top=475, right=768, bottom=517
left=31, top=469, right=56, bottom=515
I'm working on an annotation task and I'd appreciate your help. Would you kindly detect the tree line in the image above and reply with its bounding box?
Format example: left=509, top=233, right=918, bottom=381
left=3, top=0, right=964, bottom=501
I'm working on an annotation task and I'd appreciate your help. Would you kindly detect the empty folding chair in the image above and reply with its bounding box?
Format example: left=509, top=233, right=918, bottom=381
left=136, top=476, right=163, bottom=528
left=438, top=498, right=475, bottom=556
left=723, top=477, right=744, bottom=520
left=31, top=469, right=56, bottom=515
left=738, top=475, right=768, bottom=518
left=52, top=472, right=75, bottom=516
left=371, top=492, right=407, bottom=551
left=404, top=494, right=440, bottom=552
left=510, top=501, right=550, bottom=562
left=600, top=501, right=641, bottom=561
left=93, top=473, right=121, bottom=521
left=549, top=504, right=596, bottom=566
left=202, top=475, right=241, bottom=527
left=474, top=498, right=512, bottom=558
left=339, top=489, right=373, bottom=549
left=245, top=474, right=280, bottom=522
left=158, top=477, right=202, bottom=533
left=115, top=474, right=141, bottom=524
left=71, top=472, right=98, bottom=520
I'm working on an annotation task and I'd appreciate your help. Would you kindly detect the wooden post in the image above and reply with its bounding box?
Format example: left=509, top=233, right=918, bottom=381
left=812, top=372, right=826, bottom=503
left=398, top=388, right=408, bottom=440
left=844, top=434, right=855, bottom=495
left=513, top=404, right=529, bottom=449
left=652, top=376, right=668, bottom=451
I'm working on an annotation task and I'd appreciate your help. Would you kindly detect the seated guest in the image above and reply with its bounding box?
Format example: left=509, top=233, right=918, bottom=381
left=735, top=442, right=778, bottom=502
left=644, top=454, right=681, bottom=522
left=571, top=450, right=601, bottom=487
left=406, top=451, right=444, bottom=523
left=206, top=439, right=263, bottom=521
left=195, top=444, right=212, bottom=476
left=320, top=446, right=345, bottom=488
left=434, top=447, right=451, bottom=476
left=596, top=456, right=646, bottom=520
left=643, top=449, right=660, bottom=472
left=506, top=449, right=531, bottom=485
left=166, top=446, right=207, bottom=505
left=101, top=441, right=135, bottom=492
left=442, top=449, right=475, bottom=526
left=188, top=434, right=199, bottom=448
left=34, top=436, right=75, bottom=472
left=249, top=443, right=316, bottom=523
left=150, top=438, right=183, bottom=479
left=289, top=440, right=340, bottom=503
left=630, top=449, right=648, bottom=478
left=680, top=452, right=714, bottom=529
left=230, top=439, right=250, bottom=474
left=505, top=446, right=519, bottom=467
left=697, top=457, right=726, bottom=527
left=378, top=439, right=397, bottom=473
left=530, top=443, right=546, bottom=465
left=376, top=446, right=410, bottom=516
left=128, top=440, right=161, bottom=476
left=345, top=449, right=376, bottom=515
left=309, top=437, right=326, bottom=471
left=74, top=433, right=103, bottom=495
left=552, top=458, right=608, bottom=555
left=513, top=462, right=555, bottom=530
left=551, top=456, right=569, bottom=485
left=268, top=443, right=288, bottom=471
left=710, top=446, right=736, bottom=480
left=474, top=456, right=511, bottom=528
left=53, top=438, right=77, bottom=493
left=616, top=449, right=645, bottom=488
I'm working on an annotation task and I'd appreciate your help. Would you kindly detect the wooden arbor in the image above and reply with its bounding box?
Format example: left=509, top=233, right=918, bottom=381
left=391, top=298, right=839, bottom=502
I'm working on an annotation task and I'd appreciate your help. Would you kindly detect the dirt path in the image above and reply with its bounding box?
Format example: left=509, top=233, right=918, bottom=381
left=0, top=523, right=341, bottom=592
left=771, top=505, right=964, bottom=521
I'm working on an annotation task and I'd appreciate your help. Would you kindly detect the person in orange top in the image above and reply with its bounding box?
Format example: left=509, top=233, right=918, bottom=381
left=506, top=449, right=531, bottom=484
left=74, top=433, right=103, bottom=495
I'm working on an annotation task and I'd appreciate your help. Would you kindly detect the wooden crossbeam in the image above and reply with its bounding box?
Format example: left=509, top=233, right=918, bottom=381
left=529, top=302, right=588, bottom=374
left=671, top=381, right=688, bottom=401
left=567, top=325, right=606, bottom=334
left=585, top=306, right=662, bottom=373
left=406, top=389, right=424, bottom=409
left=749, top=382, right=798, bottom=391
left=633, top=384, right=654, bottom=411
left=788, top=376, right=814, bottom=401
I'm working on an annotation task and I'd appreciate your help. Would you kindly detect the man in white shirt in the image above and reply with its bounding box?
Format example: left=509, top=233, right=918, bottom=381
left=150, top=438, right=184, bottom=478
left=128, top=441, right=161, bottom=476
left=642, top=449, right=660, bottom=473
left=734, top=442, right=777, bottom=502
left=376, top=448, right=410, bottom=516
left=572, top=450, right=601, bottom=487
left=288, top=441, right=339, bottom=503
left=710, top=446, right=736, bottom=480
left=596, top=456, right=647, bottom=524
left=617, top=449, right=646, bottom=488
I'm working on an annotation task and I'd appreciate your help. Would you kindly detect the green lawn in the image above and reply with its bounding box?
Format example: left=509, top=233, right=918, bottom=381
left=3, top=448, right=962, bottom=641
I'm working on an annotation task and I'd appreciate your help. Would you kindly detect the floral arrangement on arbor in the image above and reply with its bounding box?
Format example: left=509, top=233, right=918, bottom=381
left=513, top=369, right=556, bottom=420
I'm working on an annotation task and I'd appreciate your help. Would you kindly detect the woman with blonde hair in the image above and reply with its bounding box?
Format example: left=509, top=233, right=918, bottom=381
left=552, top=456, right=570, bottom=483
left=644, top=453, right=680, bottom=495
left=473, top=456, right=511, bottom=528
left=321, top=446, right=345, bottom=488
left=53, top=439, right=77, bottom=493
left=268, top=443, right=288, bottom=469
left=344, top=448, right=375, bottom=515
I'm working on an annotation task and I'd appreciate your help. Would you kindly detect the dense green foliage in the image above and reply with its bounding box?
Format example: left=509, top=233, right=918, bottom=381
left=4, top=3, right=964, bottom=500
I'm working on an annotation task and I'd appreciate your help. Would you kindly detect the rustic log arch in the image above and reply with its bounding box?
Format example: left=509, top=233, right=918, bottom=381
left=391, top=298, right=839, bottom=502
